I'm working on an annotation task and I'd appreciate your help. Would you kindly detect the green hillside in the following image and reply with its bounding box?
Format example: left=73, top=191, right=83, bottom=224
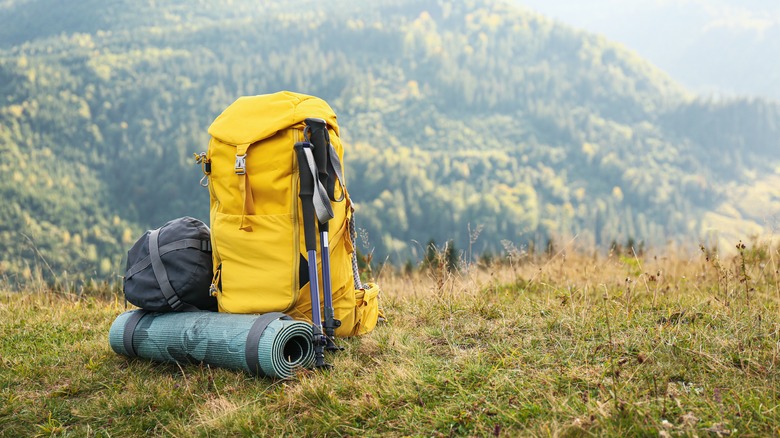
left=1, top=0, right=779, bottom=286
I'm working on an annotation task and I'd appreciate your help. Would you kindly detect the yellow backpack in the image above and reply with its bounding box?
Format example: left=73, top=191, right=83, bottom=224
left=196, top=91, right=381, bottom=338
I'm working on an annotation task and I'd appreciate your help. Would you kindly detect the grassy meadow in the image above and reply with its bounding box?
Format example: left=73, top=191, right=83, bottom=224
left=1, top=239, right=780, bottom=436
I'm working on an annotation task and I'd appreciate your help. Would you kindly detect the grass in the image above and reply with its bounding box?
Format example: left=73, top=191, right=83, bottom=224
left=1, top=241, right=780, bottom=437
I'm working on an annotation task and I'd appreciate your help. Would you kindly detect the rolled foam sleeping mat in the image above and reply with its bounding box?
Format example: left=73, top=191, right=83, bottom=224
left=109, top=310, right=314, bottom=378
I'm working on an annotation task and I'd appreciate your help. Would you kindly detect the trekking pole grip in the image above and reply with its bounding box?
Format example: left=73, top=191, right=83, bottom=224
left=305, top=118, right=330, bottom=187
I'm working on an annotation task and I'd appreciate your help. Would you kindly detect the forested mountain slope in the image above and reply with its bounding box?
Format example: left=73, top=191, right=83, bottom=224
left=1, top=0, right=778, bottom=285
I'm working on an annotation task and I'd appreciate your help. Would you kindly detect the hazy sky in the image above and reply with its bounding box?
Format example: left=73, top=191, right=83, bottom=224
left=516, top=0, right=780, bottom=99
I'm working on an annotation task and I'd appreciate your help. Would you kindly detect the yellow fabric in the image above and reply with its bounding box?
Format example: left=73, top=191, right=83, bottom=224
left=205, top=91, right=381, bottom=337
left=208, top=91, right=340, bottom=145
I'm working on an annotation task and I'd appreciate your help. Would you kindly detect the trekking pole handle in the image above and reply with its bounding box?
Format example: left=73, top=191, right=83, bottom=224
left=294, top=142, right=317, bottom=252
left=304, top=118, right=330, bottom=182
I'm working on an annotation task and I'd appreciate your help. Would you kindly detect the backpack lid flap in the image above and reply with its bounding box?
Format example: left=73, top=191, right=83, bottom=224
left=208, top=91, right=339, bottom=146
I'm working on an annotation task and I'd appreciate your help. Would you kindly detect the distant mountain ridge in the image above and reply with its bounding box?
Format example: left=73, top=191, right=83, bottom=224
left=0, top=0, right=778, bottom=285
left=516, top=0, right=780, bottom=100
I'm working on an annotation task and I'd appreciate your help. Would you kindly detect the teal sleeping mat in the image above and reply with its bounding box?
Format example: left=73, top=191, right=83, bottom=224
left=109, top=310, right=314, bottom=378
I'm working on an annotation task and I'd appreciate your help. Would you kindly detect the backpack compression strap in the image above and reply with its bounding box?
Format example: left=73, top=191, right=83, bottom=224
left=328, top=146, right=346, bottom=202
left=122, top=309, right=149, bottom=358
left=149, top=228, right=199, bottom=311
left=244, top=312, right=292, bottom=375
left=125, top=238, right=211, bottom=280
left=235, top=143, right=256, bottom=231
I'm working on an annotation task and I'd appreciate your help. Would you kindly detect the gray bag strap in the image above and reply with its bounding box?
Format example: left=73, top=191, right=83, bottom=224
left=245, top=312, right=292, bottom=375
left=122, top=310, right=149, bottom=358
left=149, top=228, right=190, bottom=311
left=301, top=146, right=334, bottom=223
left=125, top=238, right=211, bottom=280
left=328, top=145, right=346, bottom=202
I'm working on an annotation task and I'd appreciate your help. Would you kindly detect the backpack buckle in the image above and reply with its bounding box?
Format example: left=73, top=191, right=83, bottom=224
left=234, top=154, right=247, bottom=175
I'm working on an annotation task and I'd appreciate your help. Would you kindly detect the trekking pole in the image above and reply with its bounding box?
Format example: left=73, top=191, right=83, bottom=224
left=304, top=118, right=342, bottom=351
left=294, top=141, right=330, bottom=369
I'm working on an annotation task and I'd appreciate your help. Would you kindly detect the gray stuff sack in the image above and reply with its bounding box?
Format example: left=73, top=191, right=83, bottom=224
left=124, top=216, right=217, bottom=312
